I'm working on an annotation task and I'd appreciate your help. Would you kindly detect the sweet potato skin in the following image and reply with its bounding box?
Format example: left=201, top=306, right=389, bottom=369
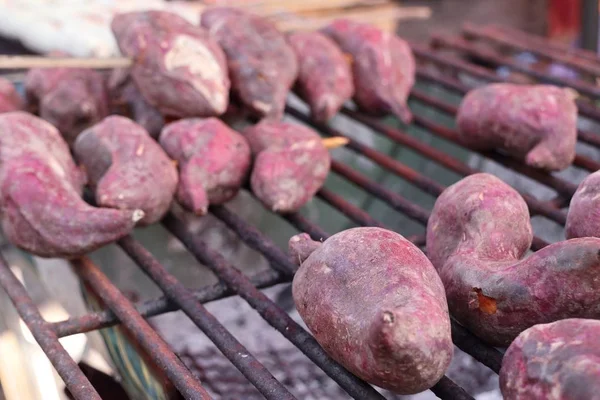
left=500, top=319, right=600, bottom=400
left=243, top=121, right=330, bottom=213
left=0, top=112, right=141, bottom=258
left=566, top=170, right=600, bottom=239
left=287, top=31, right=354, bottom=122
left=426, top=173, right=600, bottom=346
left=0, top=77, right=22, bottom=113
left=111, top=11, right=230, bottom=118
left=456, top=83, right=577, bottom=171
left=25, top=67, right=109, bottom=144
left=159, top=118, right=251, bottom=215
left=290, top=227, right=453, bottom=394
left=74, top=116, right=178, bottom=225
left=201, top=7, right=298, bottom=120
left=322, top=19, right=415, bottom=124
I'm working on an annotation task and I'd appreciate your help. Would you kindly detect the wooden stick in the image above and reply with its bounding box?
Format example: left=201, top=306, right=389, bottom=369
left=322, top=137, right=350, bottom=149
left=0, top=55, right=132, bottom=70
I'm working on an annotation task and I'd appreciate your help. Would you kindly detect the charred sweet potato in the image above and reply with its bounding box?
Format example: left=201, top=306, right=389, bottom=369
left=426, top=173, right=600, bottom=346
left=243, top=121, right=330, bottom=213
left=287, top=31, right=354, bottom=122
left=0, top=77, right=22, bottom=113
left=159, top=118, right=251, bottom=215
left=500, top=319, right=600, bottom=400
left=322, top=19, right=415, bottom=124
left=457, top=83, right=578, bottom=171
left=290, top=228, right=453, bottom=394
left=566, top=170, right=600, bottom=239
left=0, top=112, right=142, bottom=258
left=111, top=11, right=230, bottom=118
left=25, top=66, right=109, bottom=144
left=74, top=116, right=178, bottom=225
left=201, top=7, right=298, bottom=120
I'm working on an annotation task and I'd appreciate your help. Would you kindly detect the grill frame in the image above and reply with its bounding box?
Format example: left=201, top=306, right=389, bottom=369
left=1, top=24, right=599, bottom=399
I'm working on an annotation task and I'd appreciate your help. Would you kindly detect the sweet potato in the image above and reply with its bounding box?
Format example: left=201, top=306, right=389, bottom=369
left=159, top=118, right=251, bottom=215
left=566, top=170, right=600, bottom=239
left=0, top=77, right=22, bottom=113
left=287, top=31, right=354, bottom=122
left=74, top=116, right=178, bottom=226
left=111, top=11, right=230, bottom=118
left=201, top=7, right=298, bottom=120
left=426, top=173, right=600, bottom=346
left=243, top=121, right=330, bottom=213
left=322, top=19, right=415, bottom=124
left=500, top=319, right=600, bottom=400
left=290, top=228, right=453, bottom=394
left=456, top=83, right=578, bottom=171
left=24, top=66, right=109, bottom=144
left=0, top=112, right=142, bottom=258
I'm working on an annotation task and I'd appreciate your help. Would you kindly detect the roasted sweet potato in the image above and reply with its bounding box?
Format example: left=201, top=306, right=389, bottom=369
left=243, top=121, right=330, bottom=213
left=25, top=66, right=109, bottom=144
left=159, top=118, right=251, bottom=215
left=0, top=77, right=22, bottom=113
left=290, top=228, right=453, bottom=394
left=201, top=7, right=298, bottom=120
left=74, top=116, right=178, bottom=225
left=426, top=173, right=600, bottom=346
left=500, top=319, right=600, bottom=400
left=457, top=83, right=578, bottom=171
left=566, top=170, right=600, bottom=239
left=0, top=112, right=142, bottom=258
left=287, top=31, right=354, bottom=122
left=322, top=19, right=415, bottom=124
left=111, top=11, right=230, bottom=118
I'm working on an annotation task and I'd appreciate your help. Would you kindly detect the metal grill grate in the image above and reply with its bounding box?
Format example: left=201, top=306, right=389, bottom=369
left=1, top=24, right=599, bottom=399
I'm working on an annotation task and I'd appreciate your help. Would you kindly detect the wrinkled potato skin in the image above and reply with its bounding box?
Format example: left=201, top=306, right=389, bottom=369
left=566, top=169, right=600, bottom=239
left=426, top=173, right=600, bottom=346
left=500, top=319, right=600, bottom=400
left=290, top=227, right=453, bottom=394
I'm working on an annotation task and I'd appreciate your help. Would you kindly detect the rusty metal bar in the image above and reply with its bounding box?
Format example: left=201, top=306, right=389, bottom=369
left=317, top=189, right=388, bottom=229
left=162, top=213, right=387, bottom=400
left=0, top=254, right=101, bottom=400
left=71, top=257, right=214, bottom=400
left=117, top=236, right=296, bottom=400
left=431, top=377, right=475, bottom=400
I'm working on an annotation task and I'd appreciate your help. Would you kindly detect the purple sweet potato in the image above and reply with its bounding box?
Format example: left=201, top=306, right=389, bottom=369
left=25, top=66, right=109, bottom=144
left=566, top=170, right=600, bottom=239
left=457, top=83, right=578, bottom=171
left=500, top=319, right=600, bottom=400
left=287, top=31, right=354, bottom=122
left=290, top=228, right=453, bottom=394
left=74, top=116, right=178, bottom=225
left=159, top=118, right=251, bottom=215
left=322, top=19, right=415, bottom=124
left=243, top=121, right=330, bottom=213
left=201, top=7, right=298, bottom=120
left=426, top=173, right=600, bottom=346
left=0, top=112, right=142, bottom=258
left=111, top=11, right=230, bottom=118
left=0, top=77, right=22, bottom=113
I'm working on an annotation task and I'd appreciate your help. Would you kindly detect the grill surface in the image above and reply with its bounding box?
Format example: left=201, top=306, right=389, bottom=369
left=1, top=24, right=600, bottom=399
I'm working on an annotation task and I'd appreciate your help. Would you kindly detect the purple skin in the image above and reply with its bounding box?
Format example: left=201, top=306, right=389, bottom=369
left=290, top=227, right=453, bottom=394
left=426, top=173, right=600, bottom=346
left=457, top=83, right=578, bottom=171
left=243, top=121, right=330, bottom=213
left=500, top=319, right=600, bottom=400
left=74, top=116, right=178, bottom=226
left=287, top=31, right=354, bottom=122
left=566, top=170, right=600, bottom=239
left=0, top=112, right=142, bottom=258
left=0, top=77, right=22, bottom=113
left=25, top=67, right=109, bottom=144
left=321, top=19, right=415, bottom=124
left=201, top=7, right=298, bottom=120
left=111, top=11, right=230, bottom=118
left=159, top=118, right=251, bottom=216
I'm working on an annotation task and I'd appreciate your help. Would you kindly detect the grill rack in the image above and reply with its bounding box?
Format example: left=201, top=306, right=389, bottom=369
left=1, top=24, right=599, bottom=399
